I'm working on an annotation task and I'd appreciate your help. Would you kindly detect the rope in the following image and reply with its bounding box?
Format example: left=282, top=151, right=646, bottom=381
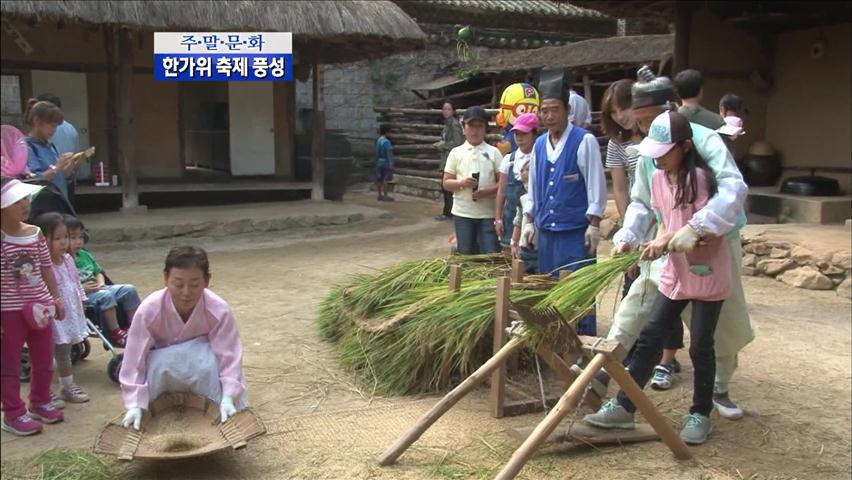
left=533, top=353, right=548, bottom=416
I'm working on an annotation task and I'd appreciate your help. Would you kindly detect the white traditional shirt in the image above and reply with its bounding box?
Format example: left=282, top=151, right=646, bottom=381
left=613, top=122, right=748, bottom=247
left=527, top=124, right=607, bottom=221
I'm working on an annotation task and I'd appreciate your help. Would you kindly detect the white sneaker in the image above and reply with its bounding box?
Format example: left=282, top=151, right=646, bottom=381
left=650, top=364, right=674, bottom=390
left=713, top=391, right=744, bottom=420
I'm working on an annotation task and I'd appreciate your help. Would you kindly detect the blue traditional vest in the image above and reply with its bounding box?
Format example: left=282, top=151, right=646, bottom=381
left=533, top=126, right=589, bottom=232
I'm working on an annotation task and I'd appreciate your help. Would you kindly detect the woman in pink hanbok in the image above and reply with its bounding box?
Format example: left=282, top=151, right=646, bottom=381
left=119, top=246, right=247, bottom=430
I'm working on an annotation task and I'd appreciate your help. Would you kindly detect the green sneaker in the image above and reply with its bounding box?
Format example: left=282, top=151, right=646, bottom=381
left=583, top=399, right=635, bottom=430
left=680, top=413, right=712, bottom=445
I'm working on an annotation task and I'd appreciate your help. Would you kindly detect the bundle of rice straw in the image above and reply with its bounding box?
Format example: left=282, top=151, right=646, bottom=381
left=319, top=253, right=640, bottom=396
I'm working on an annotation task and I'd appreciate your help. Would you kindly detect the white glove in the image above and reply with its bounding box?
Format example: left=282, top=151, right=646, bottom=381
left=611, top=241, right=633, bottom=256
left=668, top=225, right=699, bottom=252
left=122, top=407, right=142, bottom=430
left=520, top=222, right=536, bottom=249
left=219, top=395, right=237, bottom=423
left=584, top=225, right=601, bottom=256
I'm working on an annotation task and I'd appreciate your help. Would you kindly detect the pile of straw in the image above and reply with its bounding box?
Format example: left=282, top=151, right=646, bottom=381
left=319, top=253, right=640, bottom=396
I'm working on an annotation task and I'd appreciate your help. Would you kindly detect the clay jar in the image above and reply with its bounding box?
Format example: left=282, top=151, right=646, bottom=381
left=743, top=140, right=782, bottom=187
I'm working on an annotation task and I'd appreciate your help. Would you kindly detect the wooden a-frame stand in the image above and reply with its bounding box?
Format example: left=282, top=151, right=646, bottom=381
left=377, top=263, right=692, bottom=479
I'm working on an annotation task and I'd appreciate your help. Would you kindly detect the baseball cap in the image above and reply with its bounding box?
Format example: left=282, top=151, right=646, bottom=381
left=634, top=111, right=692, bottom=158
left=511, top=113, right=540, bottom=133
left=1, top=178, right=43, bottom=209
left=462, top=106, right=490, bottom=124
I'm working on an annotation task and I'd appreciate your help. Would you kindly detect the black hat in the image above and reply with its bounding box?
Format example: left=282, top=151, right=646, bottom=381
left=631, top=65, right=676, bottom=109
left=538, top=67, right=573, bottom=105
left=462, top=105, right=490, bottom=124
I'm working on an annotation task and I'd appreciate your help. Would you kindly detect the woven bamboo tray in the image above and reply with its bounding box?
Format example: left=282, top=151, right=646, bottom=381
left=93, top=393, right=265, bottom=461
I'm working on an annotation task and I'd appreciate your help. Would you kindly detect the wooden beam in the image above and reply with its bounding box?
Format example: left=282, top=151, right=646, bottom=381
left=311, top=63, right=325, bottom=201
left=582, top=74, right=593, bottom=111
left=377, top=336, right=526, bottom=466
left=116, top=27, right=140, bottom=211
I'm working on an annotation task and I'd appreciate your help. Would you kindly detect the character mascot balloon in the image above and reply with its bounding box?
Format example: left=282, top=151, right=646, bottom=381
left=496, top=83, right=540, bottom=155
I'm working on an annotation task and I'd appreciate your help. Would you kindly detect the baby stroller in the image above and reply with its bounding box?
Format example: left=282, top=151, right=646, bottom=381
left=18, top=184, right=126, bottom=384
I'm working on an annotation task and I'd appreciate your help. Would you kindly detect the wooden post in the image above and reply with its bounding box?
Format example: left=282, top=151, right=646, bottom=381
left=582, top=75, right=593, bottom=111
left=604, top=359, right=692, bottom=460
left=116, top=27, right=140, bottom=211
left=311, top=62, right=325, bottom=201
left=491, top=76, right=498, bottom=108
left=377, top=336, right=526, bottom=466
left=673, top=2, right=691, bottom=74
left=510, top=259, right=524, bottom=283
left=103, top=26, right=118, bottom=176
left=490, top=276, right=510, bottom=418
left=495, top=353, right=607, bottom=480
left=448, top=264, right=462, bottom=292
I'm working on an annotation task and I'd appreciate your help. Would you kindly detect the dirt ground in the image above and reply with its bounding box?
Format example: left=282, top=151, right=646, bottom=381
left=1, top=191, right=850, bottom=480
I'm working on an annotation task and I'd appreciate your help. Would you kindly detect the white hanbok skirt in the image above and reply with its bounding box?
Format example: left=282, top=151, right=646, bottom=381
left=145, top=336, right=248, bottom=410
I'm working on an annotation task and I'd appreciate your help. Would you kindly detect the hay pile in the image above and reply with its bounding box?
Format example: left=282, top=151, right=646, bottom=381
left=319, top=253, right=640, bottom=396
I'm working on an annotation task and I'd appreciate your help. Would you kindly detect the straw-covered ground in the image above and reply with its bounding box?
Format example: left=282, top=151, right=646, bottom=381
left=1, top=191, right=849, bottom=480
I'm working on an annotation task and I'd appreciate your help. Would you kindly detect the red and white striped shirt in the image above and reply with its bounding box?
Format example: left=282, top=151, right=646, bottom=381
left=1, top=228, right=54, bottom=312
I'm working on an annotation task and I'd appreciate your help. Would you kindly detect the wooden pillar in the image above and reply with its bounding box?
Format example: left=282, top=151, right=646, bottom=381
left=310, top=62, right=325, bottom=201
left=274, top=81, right=296, bottom=178
left=116, top=27, right=141, bottom=211
left=103, top=26, right=118, bottom=176
left=673, top=2, right=692, bottom=74
left=491, top=76, right=498, bottom=108
left=582, top=74, right=593, bottom=109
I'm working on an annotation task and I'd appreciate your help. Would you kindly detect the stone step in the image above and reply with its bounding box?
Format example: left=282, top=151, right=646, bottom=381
left=392, top=174, right=442, bottom=200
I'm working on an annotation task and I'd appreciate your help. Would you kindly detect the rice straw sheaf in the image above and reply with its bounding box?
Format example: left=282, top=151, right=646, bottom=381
left=318, top=253, right=639, bottom=396
left=535, top=252, right=642, bottom=324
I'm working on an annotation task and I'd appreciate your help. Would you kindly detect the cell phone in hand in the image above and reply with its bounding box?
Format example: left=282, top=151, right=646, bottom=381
left=471, top=172, right=480, bottom=201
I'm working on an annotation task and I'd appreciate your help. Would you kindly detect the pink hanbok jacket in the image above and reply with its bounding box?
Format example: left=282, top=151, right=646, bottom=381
left=120, top=288, right=245, bottom=410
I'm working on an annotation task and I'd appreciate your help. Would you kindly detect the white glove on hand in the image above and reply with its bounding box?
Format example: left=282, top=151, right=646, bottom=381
left=122, top=407, right=142, bottom=430
left=584, top=225, right=601, bottom=256
left=668, top=225, right=699, bottom=252
left=520, top=222, right=536, bottom=249
left=610, top=241, right=632, bottom=256
left=219, top=395, right=237, bottom=423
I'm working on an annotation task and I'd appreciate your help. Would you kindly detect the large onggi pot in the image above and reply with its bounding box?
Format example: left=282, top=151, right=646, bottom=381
left=295, top=130, right=353, bottom=201
left=742, top=140, right=782, bottom=187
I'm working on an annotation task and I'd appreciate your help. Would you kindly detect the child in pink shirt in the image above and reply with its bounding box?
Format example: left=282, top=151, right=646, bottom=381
left=119, top=246, right=246, bottom=430
left=584, top=112, right=730, bottom=445
left=1, top=177, right=65, bottom=436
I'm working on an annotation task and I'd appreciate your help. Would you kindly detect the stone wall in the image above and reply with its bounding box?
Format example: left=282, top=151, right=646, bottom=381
left=1, top=74, right=23, bottom=127
left=740, top=232, right=851, bottom=299
left=296, top=44, right=499, bottom=159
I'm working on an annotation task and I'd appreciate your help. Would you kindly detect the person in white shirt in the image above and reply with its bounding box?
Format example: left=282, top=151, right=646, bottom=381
left=522, top=68, right=607, bottom=335
left=443, top=106, right=504, bottom=254
left=495, top=112, right=538, bottom=249
left=569, top=90, right=592, bottom=128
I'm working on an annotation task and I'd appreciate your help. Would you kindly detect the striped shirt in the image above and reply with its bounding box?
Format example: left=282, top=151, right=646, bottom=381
left=605, top=138, right=639, bottom=189
left=1, top=228, right=54, bottom=312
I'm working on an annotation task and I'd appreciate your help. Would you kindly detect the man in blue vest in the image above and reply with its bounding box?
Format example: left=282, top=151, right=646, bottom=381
left=522, top=67, right=607, bottom=335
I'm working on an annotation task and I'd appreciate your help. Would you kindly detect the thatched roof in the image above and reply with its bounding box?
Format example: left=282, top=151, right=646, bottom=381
left=0, top=1, right=427, bottom=63
left=477, top=34, right=673, bottom=75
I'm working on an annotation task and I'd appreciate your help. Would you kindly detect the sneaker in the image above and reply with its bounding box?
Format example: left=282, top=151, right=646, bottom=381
left=1, top=413, right=42, bottom=436
left=680, top=413, right=712, bottom=444
left=650, top=364, right=674, bottom=390
left=28, top=403, right=64, bottom=424
left=49, top=391, right=66, bottom=409
left=671, top=357, right=682, bottom=373
left=60, top=384, right=90, bottom=403
left=109, top=328, right=128, bottom=348
left=434, top=214, right=449, bottom=221
left=713, top=391, right=744, bottom=420
left=583, top=399, right=635, bottom=430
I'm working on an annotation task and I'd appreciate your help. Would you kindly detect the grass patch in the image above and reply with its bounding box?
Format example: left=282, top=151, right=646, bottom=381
left=1, top=448, right=116, bottom=480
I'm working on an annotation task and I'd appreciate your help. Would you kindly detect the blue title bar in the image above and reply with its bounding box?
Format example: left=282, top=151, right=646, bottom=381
left=154, top=54, right=293, bottom=82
